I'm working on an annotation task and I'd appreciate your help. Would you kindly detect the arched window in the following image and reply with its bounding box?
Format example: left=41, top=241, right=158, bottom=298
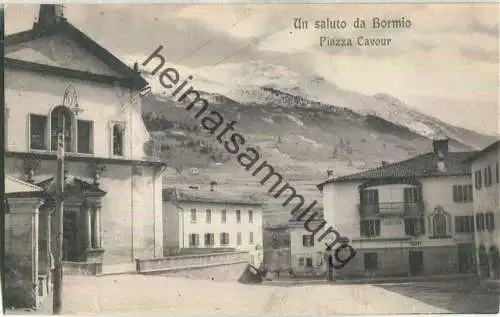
left=112, top=123, right=125, bottom=156
left=51, top=106, right=74, bottom=152
left=432, top=213, right=447, bottom=238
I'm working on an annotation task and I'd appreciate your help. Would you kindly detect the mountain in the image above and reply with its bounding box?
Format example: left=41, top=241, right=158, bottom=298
left=138, top=60, right=496, bottom=224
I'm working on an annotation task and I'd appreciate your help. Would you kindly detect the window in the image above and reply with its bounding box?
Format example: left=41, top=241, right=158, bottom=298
left=112, top=123, right=125, bottom=156
left=486, top=212, right=495, bottom=231
left=496, top=163, right=499, bottom=184
left=236, top=210, right=241, bottom=223
left=51, top=106, right=73, bottom=152
left=188, top=233, right=200, bottom=247
left=302, top=234, right=314, bottom=247
left=190, top=209, right=197, bottom=223
left=77, top=120, right=93, bottom=154
left=404, top=187, right=422, bottom=203
left=249, top=232, right=254, bottom=244
left=455, top=216, right=474, bottom=233
left=305, top=257, right=313, bottom=268
left=237, top=232, right=242, bottom=245
left=220, top=232, right=230, bottom=245
left=248, top=210, right=253, bottom=223
left=221, top=209, right=227, bottom=223
left=453, top=185, right=473, bottom=203
left=432, top=213, right=448, bottom=238
left=206, top=209, right=211, bottom=224
left=299, top=257, right=305, bottom=267
left=485, top=166, right=492, bottom=187
left=204, top=233, right=215, bottom=247
left=476, top=213, right=486, bottom=231
left=364, top=253, right=378, bottom=271
left=30, top=114, right=48, bottom=150
left=475, top=170, right=483, bottom=189
left=361, top=189, right=379, bottom=205
left=404, top=218, right=425, bottom=236
left=360, top=220, right=380, bottom=237
left=489, top=165, right=493, bottom=186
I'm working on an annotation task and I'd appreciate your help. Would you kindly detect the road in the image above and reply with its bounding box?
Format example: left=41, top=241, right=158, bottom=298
left=7, top=274, right=453, bottom=315
left=377, top=279, right=499, bottom=314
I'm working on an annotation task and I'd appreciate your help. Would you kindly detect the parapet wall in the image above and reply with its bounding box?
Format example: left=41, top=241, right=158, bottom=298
left=136, top=251, right=250, bottom=281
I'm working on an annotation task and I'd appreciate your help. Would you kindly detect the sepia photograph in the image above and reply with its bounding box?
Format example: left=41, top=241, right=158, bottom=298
left=2, top=2, right=499, bottom=315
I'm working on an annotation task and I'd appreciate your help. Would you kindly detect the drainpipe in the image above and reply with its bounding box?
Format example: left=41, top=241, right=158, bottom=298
left=129, top=88, right=134, bottom=262
left=152, top=167, right=156, bottom=257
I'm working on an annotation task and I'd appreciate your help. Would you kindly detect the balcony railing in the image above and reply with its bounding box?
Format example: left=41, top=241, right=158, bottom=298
left=358, top=202, right=425, bottom=217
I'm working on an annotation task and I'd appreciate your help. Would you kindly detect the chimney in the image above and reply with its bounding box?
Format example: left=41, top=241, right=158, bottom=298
left=437, top=150, right=446, bottom=172
left=210, top=181, right=217, bottom=192
left=34, top=4, right=66, bottom=30
left=432, top=138, right=449, bottom=154
left=381, top=161, right=388, bottom=167
left=326, top=169, right=334, bottom=178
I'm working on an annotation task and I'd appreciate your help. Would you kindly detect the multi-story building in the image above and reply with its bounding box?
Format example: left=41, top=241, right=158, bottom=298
left=317, top=138, right=476, bottom=279
left=162, top=184, right=264, bottom=267
left=288, top=208, right=328, bottom=277
left=5, top=4, right=165, bottom=279
left=464, top=140, right=500, bottom=280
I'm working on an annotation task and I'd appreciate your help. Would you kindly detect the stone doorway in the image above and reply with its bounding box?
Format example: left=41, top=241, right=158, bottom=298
left=36, top=176, right=106, bottom=273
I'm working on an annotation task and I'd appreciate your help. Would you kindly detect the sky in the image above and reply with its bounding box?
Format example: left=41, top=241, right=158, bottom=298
left=4, top=4, right=499, bottom=135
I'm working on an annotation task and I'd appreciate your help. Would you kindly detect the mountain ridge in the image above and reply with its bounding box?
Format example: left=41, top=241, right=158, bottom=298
left=137, top=60, right=496, bottom=224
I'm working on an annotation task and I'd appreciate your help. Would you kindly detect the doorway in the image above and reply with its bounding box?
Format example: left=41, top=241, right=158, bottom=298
left=458, top=244, right=475, bottom=273
left=409, top=250, right=424, bottom=275
left=63, top=210, right=79, bottom=261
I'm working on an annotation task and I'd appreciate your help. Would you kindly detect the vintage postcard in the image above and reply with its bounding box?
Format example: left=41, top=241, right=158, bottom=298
left=2, top=2, right=499, bottom=315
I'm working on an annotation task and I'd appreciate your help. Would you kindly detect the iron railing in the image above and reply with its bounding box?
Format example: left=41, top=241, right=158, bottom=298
left=358, top=202, right=425, bottom=217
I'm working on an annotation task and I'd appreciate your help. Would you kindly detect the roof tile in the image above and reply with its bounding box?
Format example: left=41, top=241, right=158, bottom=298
left=318, top=151, right=476, bottom=189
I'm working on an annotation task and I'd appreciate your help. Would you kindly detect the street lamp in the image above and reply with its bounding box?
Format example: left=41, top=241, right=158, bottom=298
left=53, top=85, right=82, bottom=314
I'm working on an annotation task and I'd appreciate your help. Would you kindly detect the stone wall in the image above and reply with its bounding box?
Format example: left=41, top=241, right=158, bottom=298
left=148, top=263, right=249, bottom=282
left=136, top=251, right=249, bottom=281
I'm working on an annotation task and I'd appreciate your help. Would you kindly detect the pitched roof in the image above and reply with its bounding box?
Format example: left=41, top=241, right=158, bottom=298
left=5, top=14, right=148, bottom=90
left=163, top=187, right=263, bottom=206
left=463, top=140, right=500, bottom=164
left=5, top=176, right=44, bottom=197
left=317, top=151, right=477, bottom=190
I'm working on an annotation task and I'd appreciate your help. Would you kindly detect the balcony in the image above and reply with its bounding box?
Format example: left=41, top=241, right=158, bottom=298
left=358, top=202, right=425, bottom=217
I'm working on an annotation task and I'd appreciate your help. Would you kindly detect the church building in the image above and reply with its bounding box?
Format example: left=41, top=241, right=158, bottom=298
left=4, top=4, right=166, bottom=294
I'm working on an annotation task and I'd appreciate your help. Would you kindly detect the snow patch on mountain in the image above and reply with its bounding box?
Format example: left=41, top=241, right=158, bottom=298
left=285, top=114, right=305, bottom=128
left=134, top=57, right=491, bottom=148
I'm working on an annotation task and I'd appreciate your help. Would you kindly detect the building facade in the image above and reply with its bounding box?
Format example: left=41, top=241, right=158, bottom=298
left=163, top=185, right=264, bottom=267
left=5, top=177, right=45, bottom=308
left=465, top=140, right=500, bottom=280
left=318, top=138, right=477, bottom=279
left=288, top=209, right=328, bottom=277
left=5, top=5, right=165, bottom=275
